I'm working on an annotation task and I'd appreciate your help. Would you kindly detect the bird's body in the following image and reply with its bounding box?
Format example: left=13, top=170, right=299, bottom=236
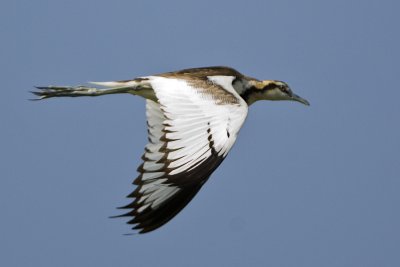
left=33, top=66, right=309, bottom=233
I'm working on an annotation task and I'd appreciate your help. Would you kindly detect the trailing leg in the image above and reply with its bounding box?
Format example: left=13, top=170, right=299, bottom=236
left=31, top=84, right=137, bottom=100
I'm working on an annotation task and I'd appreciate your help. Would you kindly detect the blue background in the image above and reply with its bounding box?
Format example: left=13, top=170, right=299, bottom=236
left=1, top=0, right=399, bottom=266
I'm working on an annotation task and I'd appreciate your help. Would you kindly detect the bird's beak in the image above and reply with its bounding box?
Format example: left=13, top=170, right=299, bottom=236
left=291, top=93, right=310, bottom=106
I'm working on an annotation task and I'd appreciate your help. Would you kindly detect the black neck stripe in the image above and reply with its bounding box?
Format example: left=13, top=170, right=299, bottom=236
left=240, top=83, right=277, bottom=103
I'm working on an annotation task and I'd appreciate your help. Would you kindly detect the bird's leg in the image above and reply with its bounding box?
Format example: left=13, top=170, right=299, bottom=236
left=30, top=85, right=136, bottom=100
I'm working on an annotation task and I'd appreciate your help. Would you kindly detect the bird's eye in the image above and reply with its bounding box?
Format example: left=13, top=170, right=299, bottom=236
left=280, top=85, right=292, bottom=96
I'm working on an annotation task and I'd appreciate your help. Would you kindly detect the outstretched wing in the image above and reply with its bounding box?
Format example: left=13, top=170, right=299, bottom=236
left=118, top=76, right=248, bottom=233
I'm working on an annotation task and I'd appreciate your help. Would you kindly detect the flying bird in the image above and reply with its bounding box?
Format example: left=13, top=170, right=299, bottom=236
left=32, top=66, right=309, bottom=233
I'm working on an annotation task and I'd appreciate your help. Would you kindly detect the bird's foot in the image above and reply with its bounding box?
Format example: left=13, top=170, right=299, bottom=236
left=30, top=85, right=99, bottom=100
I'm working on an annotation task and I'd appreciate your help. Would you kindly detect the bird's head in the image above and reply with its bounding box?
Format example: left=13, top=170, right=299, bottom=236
left=245, top=80, right=310, bottom=106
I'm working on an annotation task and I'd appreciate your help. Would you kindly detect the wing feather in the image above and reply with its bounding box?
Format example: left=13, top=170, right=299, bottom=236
left=118, top=76, right=248, bottom=233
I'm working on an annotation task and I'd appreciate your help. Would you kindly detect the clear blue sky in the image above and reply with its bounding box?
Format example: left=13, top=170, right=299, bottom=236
left=1, top=0, right=399, bottom=266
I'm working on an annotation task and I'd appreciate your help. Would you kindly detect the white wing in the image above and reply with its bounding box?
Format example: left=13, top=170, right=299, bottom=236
left=117, top=76, right=248, bottom=233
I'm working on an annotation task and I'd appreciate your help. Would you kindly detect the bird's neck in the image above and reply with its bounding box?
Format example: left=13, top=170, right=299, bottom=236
left=233, top=78, right=259, bottom=106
